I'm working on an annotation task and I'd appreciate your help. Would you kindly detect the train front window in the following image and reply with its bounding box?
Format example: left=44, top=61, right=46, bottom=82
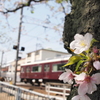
left=52, top=63, right=65, bottom=72
left=44, top=64, right=50, bottom=72
left=32, top=66, right=41, bottom=72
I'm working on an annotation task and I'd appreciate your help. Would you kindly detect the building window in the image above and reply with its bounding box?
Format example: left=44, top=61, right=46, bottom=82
left=27, top=53, right=31, bottom=57
left=35, top=51, right=39, bottom=55
left=56, top=54, right=61, bottom=57
left=52, top=63, right=65, bottom=72
left=27, top=61, right=31, bottom=63
left=32, top=66, right=41, bottom=72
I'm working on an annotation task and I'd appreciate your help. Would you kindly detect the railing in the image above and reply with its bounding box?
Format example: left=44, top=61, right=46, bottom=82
left=0, top=82, right=59, bottom=100
left=46, top=82, right=71, bottom=100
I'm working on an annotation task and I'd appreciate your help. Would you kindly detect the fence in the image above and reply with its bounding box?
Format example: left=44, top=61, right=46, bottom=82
left=46, top=82, right=71, bottom=100
left=0, top=82, right=59, bottom=100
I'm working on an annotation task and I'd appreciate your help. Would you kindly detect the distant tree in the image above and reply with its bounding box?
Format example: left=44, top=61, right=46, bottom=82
left=0, top=0, right=69, bottom=46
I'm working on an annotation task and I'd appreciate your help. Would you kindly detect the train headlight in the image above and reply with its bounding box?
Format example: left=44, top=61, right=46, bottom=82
left=32, top=79, right=35, bottom=83
left=38, top=79, right=43, bottom=82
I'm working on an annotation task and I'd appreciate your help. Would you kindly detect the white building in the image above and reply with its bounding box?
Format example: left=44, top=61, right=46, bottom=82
left=25, top=49, right=69, bottom=63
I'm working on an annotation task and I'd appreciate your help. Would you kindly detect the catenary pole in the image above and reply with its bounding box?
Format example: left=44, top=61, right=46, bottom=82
left=0, top=51, right=4, bottom=77
left=13, top=8, right=23, bottom=85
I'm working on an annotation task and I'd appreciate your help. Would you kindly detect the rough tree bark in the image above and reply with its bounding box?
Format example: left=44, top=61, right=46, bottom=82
left=63, top=0, right=100, bottom=100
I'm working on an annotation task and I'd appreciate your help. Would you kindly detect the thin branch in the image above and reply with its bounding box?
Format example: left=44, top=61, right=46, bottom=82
left=0, top=0, right=49, bottom=14
left=61, top=3, right=66, bottom=15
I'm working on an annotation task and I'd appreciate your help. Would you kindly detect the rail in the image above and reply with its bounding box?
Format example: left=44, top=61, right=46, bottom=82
left=0, top=82, right=59, bottom=100
left=46, top=82, right=71, bottom=100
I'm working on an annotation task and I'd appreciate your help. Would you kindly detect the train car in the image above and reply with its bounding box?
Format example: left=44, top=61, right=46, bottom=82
left=1, top=71, right=20, bottom=82
left=20, top=56, right=71, bottom=85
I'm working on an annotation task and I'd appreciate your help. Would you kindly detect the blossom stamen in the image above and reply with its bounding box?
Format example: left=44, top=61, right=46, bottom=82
left=85, top=76, right=91, bottom=83
left=80, top=40, right=86, bottom=47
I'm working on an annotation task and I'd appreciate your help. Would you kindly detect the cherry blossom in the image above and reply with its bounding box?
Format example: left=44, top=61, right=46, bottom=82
left=72, top=95, right=91, bottom=100
left=93, top=61, right=100, bottom=70
left=59, top=69, right=75, bottom=84
left=70, top=33, right=92, bottom=54
left=74, top=72, right=100, bottom=95
left=58, top=33, right=100, bottom=100
left=92, top=46, right=99, bottom=53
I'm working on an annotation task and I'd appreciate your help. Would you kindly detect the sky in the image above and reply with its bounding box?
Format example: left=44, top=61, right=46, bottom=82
left=0, top=0, right=71, bottom=65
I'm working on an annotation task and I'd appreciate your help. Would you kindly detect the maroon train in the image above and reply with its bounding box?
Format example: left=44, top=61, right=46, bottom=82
left=20, top=57, right=69, bottom=85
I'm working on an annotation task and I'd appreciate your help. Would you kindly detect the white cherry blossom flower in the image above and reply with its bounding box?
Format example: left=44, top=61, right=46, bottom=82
left=93, top=61, right=100, bottom=70
left=59, top=69, right=75, bottom=84
left=74, top=72, right=100, bottom=95
left=72, top=95, right=91, bottom=100
left=70, top=33, right=92, bottom=54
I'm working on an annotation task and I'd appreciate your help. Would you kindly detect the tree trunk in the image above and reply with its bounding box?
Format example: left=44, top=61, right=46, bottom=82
left=63, top=0, right=100, bottom=100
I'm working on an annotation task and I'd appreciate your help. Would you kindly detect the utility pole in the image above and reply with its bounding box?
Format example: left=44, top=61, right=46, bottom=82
left=0, top=51, right=4, bottom=77
left=13, top=8, right=23, bottom=85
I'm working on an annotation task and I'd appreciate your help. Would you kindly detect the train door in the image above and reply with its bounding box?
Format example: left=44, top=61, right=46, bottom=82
left=20, top=66, right=25, bottom=78
left=25, top=66, right=30, bottom=78
left=51, top=63, right=65, bottom=80
left=43, top=64, right=50, bottom=79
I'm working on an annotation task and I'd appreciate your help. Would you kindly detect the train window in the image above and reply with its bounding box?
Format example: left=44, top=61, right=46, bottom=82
left=26, top=67, right=30, bottom=73
left=27, top=53, right=31, bottom=57
left=52, top=63, right=65, bottom=72
left=21, top=68, right=24, bottom=73
left=32, top=66, right=41, bottom=72
left=44, top=64, right=50, bottom=72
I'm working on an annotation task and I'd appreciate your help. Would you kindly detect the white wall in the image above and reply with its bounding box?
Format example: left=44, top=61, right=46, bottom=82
left=41, top=50, right=67, bottom=60
left=25, top=49, right=68, bottom=63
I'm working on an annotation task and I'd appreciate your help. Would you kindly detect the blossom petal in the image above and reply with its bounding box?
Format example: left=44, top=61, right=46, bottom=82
left=87, top=82, right=97, bottom=94
left=74, top=48, right=85, bottom=54
left=81, top=95, right=91, bottom=100
left=70, top=41, right=77, bottom=50
left=59, top=69, right=74, bottom=84
left=74, top=72, right=86, bottom=83
left=59, top=72, right=68, bottom=82
left=78, top=81, right=88, bottom=95
left=72, top=95, right=80, bottom=100
left=70, top=33, right=92, bottom=54
left=93, top=61, right=100, bottom=70
left=91, top=73, right=100, bottom=84
left=84, top=33, right=92, bottom=45
left=74, top=34, right=84, bottom=40
left=72, top=95, right=91, bottom=100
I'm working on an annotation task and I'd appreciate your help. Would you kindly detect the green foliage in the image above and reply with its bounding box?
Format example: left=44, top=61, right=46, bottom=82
left=91, top=38, right=99, bottom=46
left=63, top=55, right=81, bottom=67
left=63, top=51, right=90, bottom=73
left=75, top=59, right=85, bottom=71
left=56, top=0, right=69, bottom=3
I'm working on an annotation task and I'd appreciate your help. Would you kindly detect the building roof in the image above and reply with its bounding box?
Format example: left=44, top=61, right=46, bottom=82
left=21, top=54, right=71, bottom=66
left=27, top=48, right=67, bottom=54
